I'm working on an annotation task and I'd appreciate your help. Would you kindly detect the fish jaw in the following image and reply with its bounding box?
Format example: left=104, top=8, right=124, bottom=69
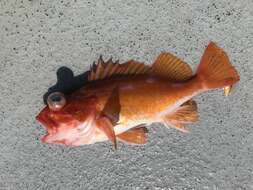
left=41, top=119, right=97, bottom=146
left=36, top=105, right=113, bottom=146
left=36, top=107, right=58, bottom=135
left=36, top=108, right=98, bottom=146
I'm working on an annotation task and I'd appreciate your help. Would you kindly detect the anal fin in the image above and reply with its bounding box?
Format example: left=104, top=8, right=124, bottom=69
left=163, top=122, right=189, bottom=133
left=162, top=100, right=198, bottom=132
left=117, top=126, right=148, bottom=144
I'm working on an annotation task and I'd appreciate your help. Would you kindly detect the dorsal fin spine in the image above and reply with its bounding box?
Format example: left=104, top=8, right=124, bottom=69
left=102, top=62, right=113, bottom=78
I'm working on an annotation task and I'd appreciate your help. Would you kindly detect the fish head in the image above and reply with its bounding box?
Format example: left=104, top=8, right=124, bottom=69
left=36, top=92, right=99, bottom=146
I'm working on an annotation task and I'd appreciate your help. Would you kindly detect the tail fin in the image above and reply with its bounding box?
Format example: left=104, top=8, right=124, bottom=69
left=196, top=42, right=240, bottom=90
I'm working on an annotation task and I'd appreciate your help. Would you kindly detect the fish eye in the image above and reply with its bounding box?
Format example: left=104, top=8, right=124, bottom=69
left=47, top=92, right=66, bottom=111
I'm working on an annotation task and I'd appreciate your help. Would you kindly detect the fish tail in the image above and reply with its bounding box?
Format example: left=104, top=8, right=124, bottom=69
left=196, top=42, right=240, bottom=91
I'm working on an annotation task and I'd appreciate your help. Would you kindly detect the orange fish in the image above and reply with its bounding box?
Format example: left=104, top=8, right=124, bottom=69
left=36, top=42, right=240, bottom=148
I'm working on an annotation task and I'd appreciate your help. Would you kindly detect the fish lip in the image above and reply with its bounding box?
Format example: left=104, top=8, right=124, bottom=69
left=37, top=107, right=97, bottom=146
left=41, top=134, right=50, bottom=143
left=36, top=107, right=57, bottom=135
left=36, top=107, right=49, bottom=125
left=41, top=134, right=73, bottom=146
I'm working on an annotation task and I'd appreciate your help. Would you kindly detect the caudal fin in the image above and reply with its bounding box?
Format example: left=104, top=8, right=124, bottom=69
left=196, top=42, right=240, bottom=90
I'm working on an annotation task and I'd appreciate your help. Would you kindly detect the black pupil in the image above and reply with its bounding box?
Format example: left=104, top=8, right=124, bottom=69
left=51, top=95, right=61, bottom=102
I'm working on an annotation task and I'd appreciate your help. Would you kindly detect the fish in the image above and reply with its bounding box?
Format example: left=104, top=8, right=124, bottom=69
left=36, top=42, right=240, bottom=148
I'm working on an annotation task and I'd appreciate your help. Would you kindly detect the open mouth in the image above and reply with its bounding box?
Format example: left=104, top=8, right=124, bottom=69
left=40, top=132, right=74, bottom=146
left=40, top=134, right=50, bottom=143
left=40, top=134, right=67, bottom=145
left=36, top=107, right=58, bottom=136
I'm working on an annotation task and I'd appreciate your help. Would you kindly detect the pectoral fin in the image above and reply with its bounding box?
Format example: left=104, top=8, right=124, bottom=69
left=162, top=100, right=198, bottom=132
left=101, top=86, right=121, bottom=125
left=97, top=86, right=121, bottom=149
left=117, top=126, right=148, bottom=144
left=97, top=116, right=117, bottom=149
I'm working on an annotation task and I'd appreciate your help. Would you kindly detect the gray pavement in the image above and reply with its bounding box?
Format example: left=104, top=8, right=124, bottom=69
left=0, top=0, right=253, bottom=189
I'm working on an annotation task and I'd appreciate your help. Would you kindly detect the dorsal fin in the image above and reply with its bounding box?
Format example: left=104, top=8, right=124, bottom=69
left=88, top=57, right=151, bottom=81
left=151, top=52, right=193, bottom=82
left=88, top=53, right=193, bottom=82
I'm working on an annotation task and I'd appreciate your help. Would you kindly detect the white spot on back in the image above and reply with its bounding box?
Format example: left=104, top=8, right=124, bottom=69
left=171, top=83, right=183, bottom=87
left=120, top=84, right=134, bottom=90
left=146, top=77, right=156, bottom=83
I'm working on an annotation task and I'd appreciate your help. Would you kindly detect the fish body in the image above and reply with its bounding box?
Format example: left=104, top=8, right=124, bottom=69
left=36, top=42, right=240, bottom=148
left=79, top=75, right=199, bottom=136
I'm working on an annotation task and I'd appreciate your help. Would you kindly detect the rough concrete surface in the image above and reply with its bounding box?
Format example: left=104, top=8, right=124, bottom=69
left=0, top=0, right=253, bottom=189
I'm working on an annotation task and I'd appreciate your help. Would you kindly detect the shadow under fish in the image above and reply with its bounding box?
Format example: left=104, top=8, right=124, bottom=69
left=43, top=66, right=89, bottom=105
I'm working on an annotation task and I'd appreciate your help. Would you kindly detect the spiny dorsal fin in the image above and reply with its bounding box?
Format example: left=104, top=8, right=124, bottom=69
left=88, top=57, right=151, bottom=81
left=151, top=52, right=193, bottom=82
left=162, top=100, right=198, bottom=132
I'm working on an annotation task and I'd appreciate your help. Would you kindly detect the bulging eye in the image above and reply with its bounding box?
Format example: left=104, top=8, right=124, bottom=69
left=47, top=92, right=66, bottom=111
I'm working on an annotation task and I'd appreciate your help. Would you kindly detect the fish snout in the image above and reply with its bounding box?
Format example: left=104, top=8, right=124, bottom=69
left=36, top=110, right=59, bottom=134
left=41, top=134, right=50, bottom=143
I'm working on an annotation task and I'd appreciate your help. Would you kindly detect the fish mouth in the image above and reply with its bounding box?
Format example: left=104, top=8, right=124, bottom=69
left=36, top=108, right=79, bottom=146
left=36, top=108, right=97, bottom=146
left=40, top=134, right=69, bottom=145
left=36, top=107, right=58, bottom=138
left=40, top=134, right=50, bottom=143
left=40, top=130, right=79, bottom=146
